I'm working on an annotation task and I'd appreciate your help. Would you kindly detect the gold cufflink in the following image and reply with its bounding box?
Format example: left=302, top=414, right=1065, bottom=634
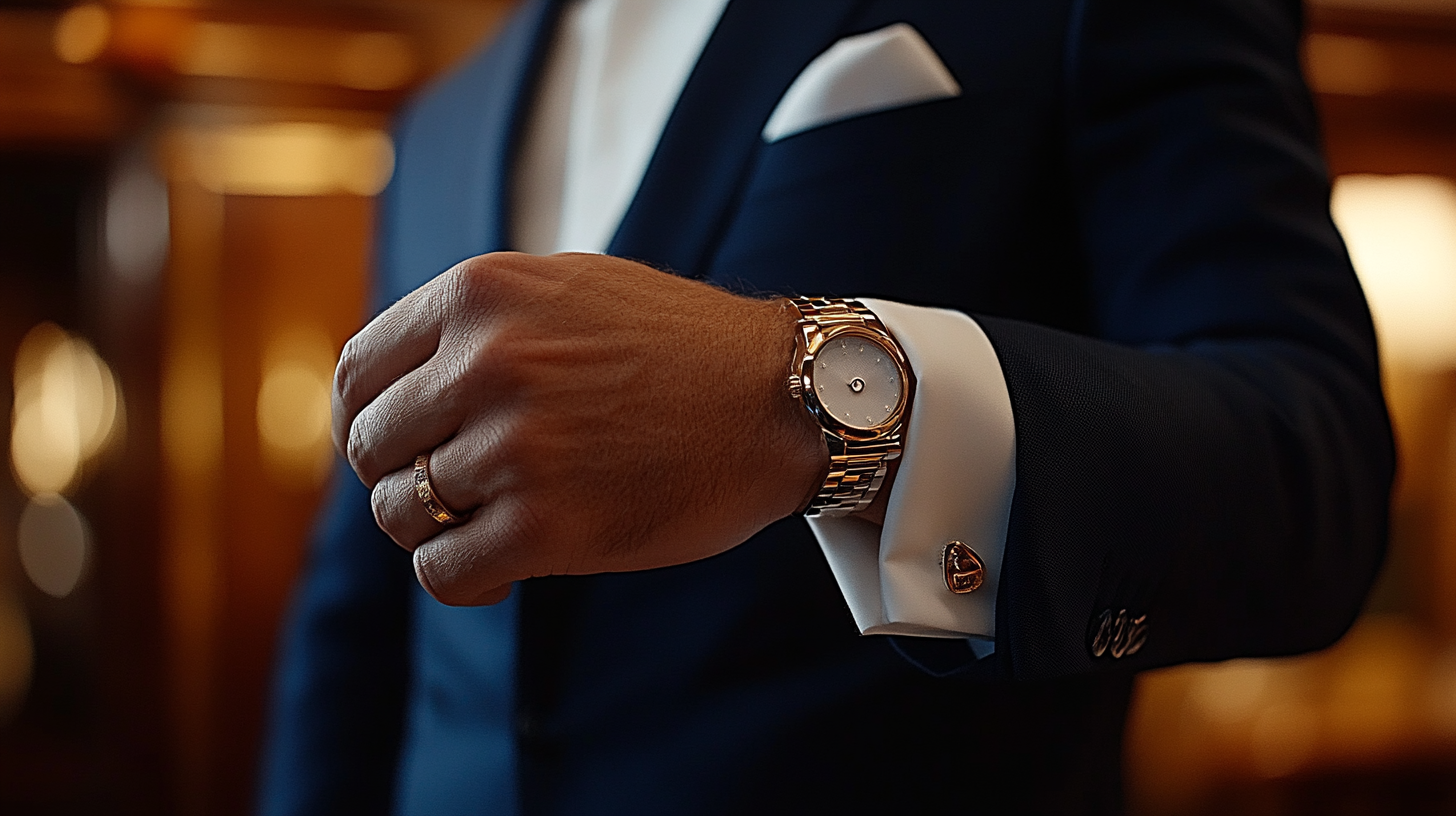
left=942, top=541, right=984, bottom=594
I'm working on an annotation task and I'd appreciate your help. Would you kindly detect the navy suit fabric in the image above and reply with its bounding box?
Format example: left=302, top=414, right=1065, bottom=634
left=259, top=0, right=1393, bottom=813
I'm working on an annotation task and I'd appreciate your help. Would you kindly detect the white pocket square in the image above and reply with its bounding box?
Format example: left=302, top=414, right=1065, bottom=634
left=762, top=23, right=961, bottom=144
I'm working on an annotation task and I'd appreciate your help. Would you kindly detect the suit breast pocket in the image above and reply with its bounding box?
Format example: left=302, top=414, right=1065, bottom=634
left=709, top=97, right=1007, bottom=304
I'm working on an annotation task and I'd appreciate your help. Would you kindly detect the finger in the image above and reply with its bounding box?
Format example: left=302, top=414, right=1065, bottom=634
left=346, top=356, right=465, bottom=487
left=412, top=496, right=538, bottom=606
left=370, top=467, right=451, bottom=553
left=416, top=553, right=513, bottom=607
left=368, top=431, right=502, bottom=551
left=475, top=584, right=514, bottom=605
left=332, top=282, right=454, bottom=455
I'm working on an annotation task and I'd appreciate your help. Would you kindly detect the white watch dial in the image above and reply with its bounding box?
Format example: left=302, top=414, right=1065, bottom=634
left=813, top=334, right=904, bottom=430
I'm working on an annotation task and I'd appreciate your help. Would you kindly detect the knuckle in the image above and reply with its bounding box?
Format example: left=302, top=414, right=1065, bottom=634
left=369, top=481, right=393, bottom=532
left=454, top=331, right=523, bottom=406
left=452, top=252, right=520, bottom=312
left=427, top=272, right=458, bottom=316
left=346, top=418, right=379, bottom=482
left=423, top=358, right=478, bottom=428
left=439, top=346, right=477, bottom=393
left=333, top=338, right=361, bottom=404
left=449, top=256, right=490, bottom=295
left=488, top=428, right=520, bottom=469
left=477, top=326, right=530, bottom=388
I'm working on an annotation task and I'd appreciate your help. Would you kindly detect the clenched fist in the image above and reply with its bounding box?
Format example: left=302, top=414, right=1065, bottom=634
left=332, top=252, right=828, bottom=605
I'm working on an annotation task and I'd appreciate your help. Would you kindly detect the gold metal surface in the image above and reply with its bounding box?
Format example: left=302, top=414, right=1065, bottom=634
left=413, top=453, right=462, bottom=525
left=942, top=540, right=985, bottom=594
left=787, top=297, right=911, bottom=517
left=791, top=297, right=911, bottom=439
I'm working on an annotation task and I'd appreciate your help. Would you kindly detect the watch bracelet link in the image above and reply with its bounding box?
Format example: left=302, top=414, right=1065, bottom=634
left=811, top=439, right=900, bottom=517
left=788, top=296, right=905, bottom=518
left=790, top=296, right=885, bottom=334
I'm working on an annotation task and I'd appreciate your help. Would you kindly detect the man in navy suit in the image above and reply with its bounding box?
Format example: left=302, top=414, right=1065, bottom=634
left=260, top=0, right=1394, bottom=813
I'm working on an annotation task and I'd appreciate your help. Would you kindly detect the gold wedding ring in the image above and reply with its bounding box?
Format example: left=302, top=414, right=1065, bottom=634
left=414, top=454, right=463, bottom=525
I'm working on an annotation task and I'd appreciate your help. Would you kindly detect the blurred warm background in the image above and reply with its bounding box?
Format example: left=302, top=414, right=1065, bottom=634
left=0, top=0, right=1453, bottom=813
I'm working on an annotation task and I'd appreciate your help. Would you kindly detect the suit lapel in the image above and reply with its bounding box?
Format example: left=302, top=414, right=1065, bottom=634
left=473, top=0, right=562, bottom=253
left=606, top=0, right=867, bottom=277
left=379, top=0, right=560, bottom=303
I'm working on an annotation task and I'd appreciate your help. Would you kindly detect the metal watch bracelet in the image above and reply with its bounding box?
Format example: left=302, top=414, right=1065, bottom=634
left=788, top=296, right=906, bottom=518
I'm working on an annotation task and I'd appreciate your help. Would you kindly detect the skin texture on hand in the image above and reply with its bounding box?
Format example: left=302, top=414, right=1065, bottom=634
left=332, top=252, right=832, bottom=606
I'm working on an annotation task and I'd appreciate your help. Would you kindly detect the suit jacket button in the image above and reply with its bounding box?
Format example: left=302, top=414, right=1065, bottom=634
left=1109, top=609, right=1132, bottom=658
left=1088, top=609, right=1113, bottom=658
left=1125, top=614, right=1148, bottom=656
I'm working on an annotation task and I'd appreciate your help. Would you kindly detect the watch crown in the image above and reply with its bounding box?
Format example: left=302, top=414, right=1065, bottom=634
left=787, top=372, right=804, bottom=400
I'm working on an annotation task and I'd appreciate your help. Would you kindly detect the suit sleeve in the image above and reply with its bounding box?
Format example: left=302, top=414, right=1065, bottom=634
left=976, top=0, right=1394, bottom=681
left=256, top=474, right=415, bottom=815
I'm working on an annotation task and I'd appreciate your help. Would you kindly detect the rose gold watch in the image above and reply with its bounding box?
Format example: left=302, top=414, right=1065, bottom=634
left=786, top=296, right=912, bottom=518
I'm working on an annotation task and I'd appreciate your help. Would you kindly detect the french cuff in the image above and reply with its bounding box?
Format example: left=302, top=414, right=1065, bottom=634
left=806, top=299, right=1016, bottom=641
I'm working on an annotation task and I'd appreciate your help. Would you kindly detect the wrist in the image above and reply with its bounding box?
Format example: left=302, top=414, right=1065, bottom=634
left=760, top=298, right=832, bottom=519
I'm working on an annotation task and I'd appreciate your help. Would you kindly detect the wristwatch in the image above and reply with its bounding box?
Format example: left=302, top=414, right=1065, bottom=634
left=786, top=296, right=912, bottom=517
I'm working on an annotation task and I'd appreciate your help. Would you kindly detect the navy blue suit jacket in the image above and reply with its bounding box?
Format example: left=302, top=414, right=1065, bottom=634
left=260, top=0, right=1394, bottom=813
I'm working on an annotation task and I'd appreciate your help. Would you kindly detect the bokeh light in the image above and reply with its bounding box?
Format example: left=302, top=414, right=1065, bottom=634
left=181, top=122, right=395, bottom=197
left=10, top=323, right=122, bottom=497
left=52, top=4, right=111, bottom=65
left=257, top=324, right=336, bottom=487
left=1331, top=174, right=1456, bottom=369
left=105, top=147, right=171, bottom=285
left=18, top=494, right=91, bottom=599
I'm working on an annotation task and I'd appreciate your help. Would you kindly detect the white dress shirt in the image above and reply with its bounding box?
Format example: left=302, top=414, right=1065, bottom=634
left=510, top=0, right=1014, bottom=647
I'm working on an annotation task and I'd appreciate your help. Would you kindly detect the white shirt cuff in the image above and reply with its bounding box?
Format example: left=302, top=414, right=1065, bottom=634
left=805, top=299, right=1016, bottom=641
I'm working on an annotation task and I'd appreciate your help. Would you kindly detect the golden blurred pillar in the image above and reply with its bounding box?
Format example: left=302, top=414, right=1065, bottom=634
left=160, top=172, right=225, bottom=816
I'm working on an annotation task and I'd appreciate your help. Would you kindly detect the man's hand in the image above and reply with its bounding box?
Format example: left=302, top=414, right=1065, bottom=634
left=333, top=252, right=828, bottom=605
